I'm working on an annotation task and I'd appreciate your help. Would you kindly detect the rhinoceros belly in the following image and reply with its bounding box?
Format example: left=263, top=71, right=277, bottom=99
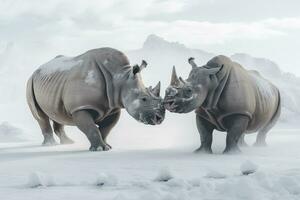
left=33, top=70, right=73, bottom=124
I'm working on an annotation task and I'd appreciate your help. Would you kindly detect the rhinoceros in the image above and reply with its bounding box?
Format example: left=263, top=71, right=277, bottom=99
left=26, top=48, right=165, bottom=151
left=163, top=55, right=281, bottom=153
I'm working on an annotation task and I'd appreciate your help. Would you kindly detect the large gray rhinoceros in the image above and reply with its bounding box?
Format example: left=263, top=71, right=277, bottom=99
left=164, top=55, right=281, bottom=153
left=27, top=48, right=165, bottom=151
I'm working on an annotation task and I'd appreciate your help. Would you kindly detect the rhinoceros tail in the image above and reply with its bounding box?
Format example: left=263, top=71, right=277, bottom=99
left=270, top=90, right=281, bottom=127
left=26, top=75, right=43, bottom=121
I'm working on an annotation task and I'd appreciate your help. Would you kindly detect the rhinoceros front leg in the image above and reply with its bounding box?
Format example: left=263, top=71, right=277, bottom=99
left=97, top=110, right=121, bottom=149
left=72, top=110, right=110, bottom=151
left=223, top=115, right=249, bottom=154
left=194, top=115, right=215, bottom=154
left=238, top=134, right=248, bottom=147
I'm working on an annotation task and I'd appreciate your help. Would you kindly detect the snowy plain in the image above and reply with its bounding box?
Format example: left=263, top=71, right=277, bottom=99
left=0, top=35, right=300, bottom=199
left=0, top=128, right=300, bottom=200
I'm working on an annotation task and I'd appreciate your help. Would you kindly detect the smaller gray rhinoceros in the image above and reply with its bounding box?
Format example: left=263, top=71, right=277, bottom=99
left=163, top=55, right=281, bottom=153
left=26, top=48, right=165, bottom=151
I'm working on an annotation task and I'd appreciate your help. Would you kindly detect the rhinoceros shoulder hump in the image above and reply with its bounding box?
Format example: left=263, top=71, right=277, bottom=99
left=207, top=55, right=232, bottom=68
left=38, top=56, right=83, bottom=75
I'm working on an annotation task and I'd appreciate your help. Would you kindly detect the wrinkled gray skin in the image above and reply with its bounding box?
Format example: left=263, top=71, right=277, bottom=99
left=27, top=48, right=165, bottom=151
left=164, top=55, right=281, bottom=153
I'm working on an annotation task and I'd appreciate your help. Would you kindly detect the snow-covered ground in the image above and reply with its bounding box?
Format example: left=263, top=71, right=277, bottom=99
left=0, top=129, right=299, bottom=200
left=1, top=34, right=300, bottom=200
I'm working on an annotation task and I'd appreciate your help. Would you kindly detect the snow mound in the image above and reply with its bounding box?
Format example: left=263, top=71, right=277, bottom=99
left=154, top=167, right=174, bottom=182
left=96, top=173, right=118, bottom=187
left=0, top=122, right=26, bottom=142
left=205, top=169, right=227, bottom=179
left=165, top=178, right=188, bottom=188
left=240, top=160, right=258, bottom=175
left=27, top=172, right=55, bottom=188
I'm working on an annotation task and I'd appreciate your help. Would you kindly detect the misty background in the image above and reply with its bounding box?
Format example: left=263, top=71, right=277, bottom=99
left=1, top=0, right=300, bottom=149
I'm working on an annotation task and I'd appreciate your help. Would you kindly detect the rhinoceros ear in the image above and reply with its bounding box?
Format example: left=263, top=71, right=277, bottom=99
left=171, top=66, right=180, bottom=86
left=132, top=60, right=147, bottom=76
left=151, top=81, right=161, bottom=97
left=140, top=60, right=147, bottom=71
left=205, top=64, right=224, bottom=75
left=188, top=57, right=197, bottom=69
left=132, top=64, right=140, bottom=75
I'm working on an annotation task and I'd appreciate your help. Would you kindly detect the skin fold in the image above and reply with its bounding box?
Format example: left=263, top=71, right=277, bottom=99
left=164, top=55, right=281, bottom=153
left=26, top=48, right=165, bottom=151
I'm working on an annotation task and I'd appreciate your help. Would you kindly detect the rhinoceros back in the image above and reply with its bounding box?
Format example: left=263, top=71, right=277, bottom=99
left=31, top=56, right=83, bottom=124
left=28, top=48, right=131, bottom=125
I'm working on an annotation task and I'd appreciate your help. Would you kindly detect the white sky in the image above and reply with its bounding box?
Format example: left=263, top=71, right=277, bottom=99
left=1, top=0, right=300, bottom=75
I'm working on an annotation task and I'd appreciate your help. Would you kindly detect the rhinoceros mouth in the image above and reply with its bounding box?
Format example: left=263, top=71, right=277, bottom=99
left=139, top=113, right=164, bottom=125
left=163, top=99, right=178, bottom=111
left=164, top=97, right=195, bottom=113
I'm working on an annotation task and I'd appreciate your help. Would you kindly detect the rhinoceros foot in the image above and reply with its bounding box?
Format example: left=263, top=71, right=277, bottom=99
left=253, top=141, right=267, bottom=147
left=194, top=146, right=212, bottom=154
left=89, top=144, right=111, bottom=151
left=105, top=142, right=112, bottom=149
left=60, top=136, right=74, bottom=145
left=42, top=136, right=58, bottom=146
left=223, top=146, right=241, bottom=154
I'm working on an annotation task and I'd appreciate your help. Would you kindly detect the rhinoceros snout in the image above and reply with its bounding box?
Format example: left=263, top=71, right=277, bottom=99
left=154, top=113, right=163, bottom=124
left=163, top=99, right=177, bottom=111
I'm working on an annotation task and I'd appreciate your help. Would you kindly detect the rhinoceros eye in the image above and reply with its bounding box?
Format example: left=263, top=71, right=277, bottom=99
left=141, top=97, right=147, bottom=102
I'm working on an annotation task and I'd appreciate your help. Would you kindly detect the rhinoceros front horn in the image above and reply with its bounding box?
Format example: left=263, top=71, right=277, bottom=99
left=188, top=57, right=197, bottom=69
left=171, top=66, right=180, bottom=86
left=151, top=81, right=161, bottom=97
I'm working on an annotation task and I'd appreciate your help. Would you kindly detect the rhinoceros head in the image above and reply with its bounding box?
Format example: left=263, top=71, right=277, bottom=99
left=122, top=60, right=165, bottom=125
left=163, top=57, right=222, bottom=113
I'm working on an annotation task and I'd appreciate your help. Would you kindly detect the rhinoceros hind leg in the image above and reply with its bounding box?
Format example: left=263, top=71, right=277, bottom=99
left=97, top=110, right=121, bottom=149
left=72, top=110, right=110, bottom=151
left=223, top=115, right=249, bottom=154
left=38, top=116, right=57, bottom=146
left=254, top=96, right=281, bottom=147
left=254, top=128, right=269, bottom=147
left=53, top=122, right=74, bottom=144
left=194, top=115, right=215, bottom=154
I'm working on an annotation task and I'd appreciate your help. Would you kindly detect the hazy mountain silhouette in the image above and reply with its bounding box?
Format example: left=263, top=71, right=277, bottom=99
left=127, top=34, right=300, bottom=126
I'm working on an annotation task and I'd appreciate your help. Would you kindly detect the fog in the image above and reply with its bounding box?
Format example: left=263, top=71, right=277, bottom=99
left=0, top=33, right=299, bottom=149
left=1, top=2, right=300, bottom=199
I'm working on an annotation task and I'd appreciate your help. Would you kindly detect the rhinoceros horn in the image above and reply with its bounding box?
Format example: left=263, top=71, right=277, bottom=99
left=188, top=57, right=197, bottom=69
left=150, top=81, right=161, bottom=97
left=171, top=66, right=180, bottom=86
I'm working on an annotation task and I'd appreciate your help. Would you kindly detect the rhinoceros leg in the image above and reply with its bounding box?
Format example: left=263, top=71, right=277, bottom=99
left=223, top=114, right=249, bottom=154
left=254, top=129, right=268, bottom=147
left=238, top=134, right=248, bottom=147
left=72, top=110, right=110, bottom=151
left=97, top=110, right=121, bottom=149
left=37, top=115, right=57, bottom=146
left=53, top=122, right=74, bottom=144
left=194, top=114, right=215, bottom=154
left=254, top=101, right=281, bottom=147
